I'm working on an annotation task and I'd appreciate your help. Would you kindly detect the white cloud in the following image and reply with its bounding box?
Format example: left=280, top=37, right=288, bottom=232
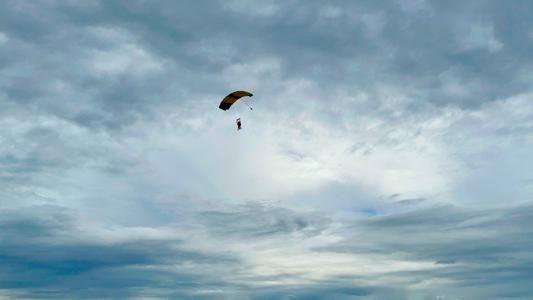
left=396, top=0, right=429, bottom=13
left=360, top=12, right=387, bottom=37
left=0, top=32, right=8, bottom=45
left=88, top=44, right=163, bottom=76
left=85, top=26, right=164, bottom=76
left=457, top=22, right=503, bottom=53
left=319, top=6, right=342, bottom=19
left=222, top=0, right=282, bottom=17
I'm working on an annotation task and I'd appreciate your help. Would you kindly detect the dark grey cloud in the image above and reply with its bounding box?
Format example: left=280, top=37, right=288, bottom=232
left=323, top=204, right=533, bottom=299
left=0, top=204, right=333, bottom=299
left=2, top=0, right=532, bottom=132
left=195, top=203, right=327, bottom=238
left=0, top=205, right=242, bottom=299
left=2, top=202, right=533, bottom=299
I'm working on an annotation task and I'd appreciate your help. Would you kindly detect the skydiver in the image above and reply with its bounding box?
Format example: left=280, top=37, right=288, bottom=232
left=236, top=118, right=242, bottom=130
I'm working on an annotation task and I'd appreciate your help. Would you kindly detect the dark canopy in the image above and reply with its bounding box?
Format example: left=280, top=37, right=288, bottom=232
left=219, top=91, right=253, bottom=111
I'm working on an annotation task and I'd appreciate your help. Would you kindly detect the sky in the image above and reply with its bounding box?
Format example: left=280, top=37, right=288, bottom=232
left=0, top=0, right=532, bottom=299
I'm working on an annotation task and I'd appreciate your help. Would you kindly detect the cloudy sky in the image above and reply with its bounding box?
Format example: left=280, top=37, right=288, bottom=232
left=1, top=0, right=532, bottom=299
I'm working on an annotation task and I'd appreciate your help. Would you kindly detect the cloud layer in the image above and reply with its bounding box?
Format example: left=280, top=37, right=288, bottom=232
left=2, top=203, right=533, bottom=299
left=1, top=0, right=532, bottom=299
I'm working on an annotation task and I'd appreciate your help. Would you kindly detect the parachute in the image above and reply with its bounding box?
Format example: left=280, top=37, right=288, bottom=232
left=219, top=90, right=253, bottom=111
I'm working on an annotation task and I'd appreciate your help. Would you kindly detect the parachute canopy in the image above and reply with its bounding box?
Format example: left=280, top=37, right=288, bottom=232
left=219, top=90, right=253, bottom=111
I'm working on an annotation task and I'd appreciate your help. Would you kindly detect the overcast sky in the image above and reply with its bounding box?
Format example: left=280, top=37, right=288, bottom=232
left=1, top=1, right=532, bottom=299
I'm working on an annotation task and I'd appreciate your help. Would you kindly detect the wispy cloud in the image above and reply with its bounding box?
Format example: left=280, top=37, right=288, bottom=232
left=1, top=202, right=532, bottom=299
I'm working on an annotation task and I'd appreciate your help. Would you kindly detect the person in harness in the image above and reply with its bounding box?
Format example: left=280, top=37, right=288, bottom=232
left=218, top=91, right=253, bottom=131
